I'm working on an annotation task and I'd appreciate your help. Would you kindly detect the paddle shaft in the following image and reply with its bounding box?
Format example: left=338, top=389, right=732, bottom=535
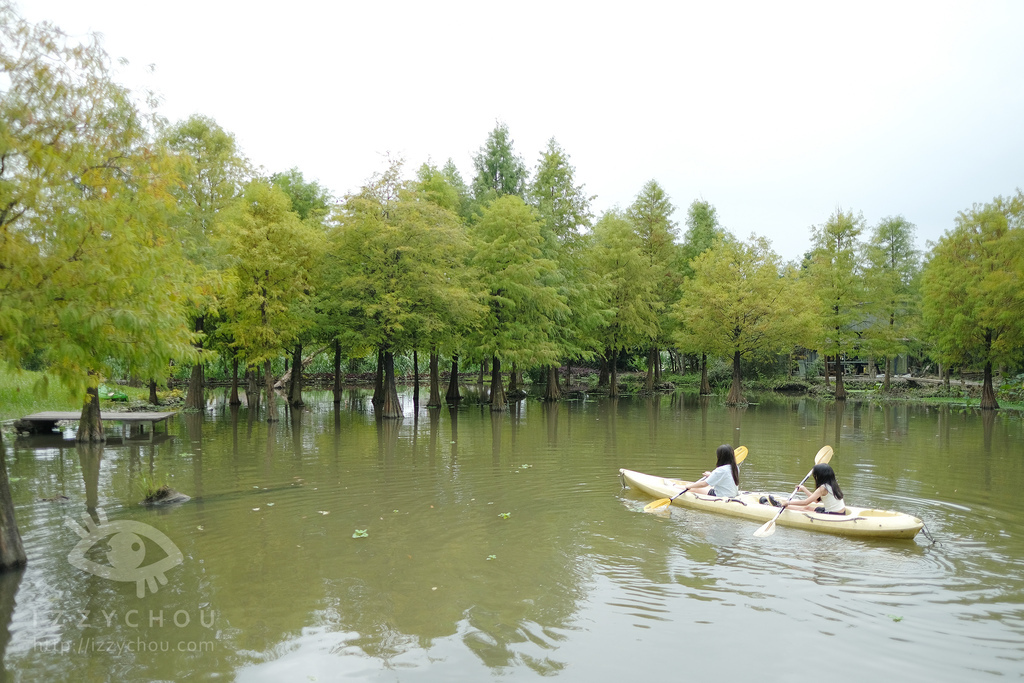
left=668, top=474, right=708, bottom=502
left=760, top=469, right=815, bottom=532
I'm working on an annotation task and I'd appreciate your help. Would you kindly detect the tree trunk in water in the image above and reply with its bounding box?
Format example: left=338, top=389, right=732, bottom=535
left=372, top=349, right=384, bottom=407
left=229, top=358, right=241, bottom=405
left=184, top=316, right=205, bottom=410
left=0, top=444, right=27, bottom=569
left=507, top=362, right=519, bottom=395
left=247, top=366, right=260, bottom=405
left=428, top=352, right=442, bottom=407
left=544, top=365, right=561, bottom=401
left=598, top=354, right=609, bottom=388
left=149, top=379, right=159, bottom=405
left=333, top=340, right=342, bottom=404
left=824, top=354, right=831, bottom=388
left=883, top=356, right=892, bottom=392
left=609, top=350, right=620, bottom=398
left=264, top=359, right=278, bottom=422
left=76, top=379, right=104, bottom=442
left=380, top=351, right=404, bottom=419
left=835, top=357, right=847, bottom=400
left=478, top=361, right=485, bottom=388
left=563, top=362, right=571, bottom=391
left=645, top=347, right=656, bottom=391
left=699, top=353, right=711, bottom=395
left=446, top=356, right=461, bottom=403
left=942, top=365, right=951, bottom=389
left=289, top=343, right=304, bottom=407
left=981, top=359, right=999, bottom=410
left=490, top=356, right=507, bottom=411
left=413, top=350, right=420, bottom=406
left=726, top=350, right=744, bottom=405
left=655, top=349, right=662, bottom=382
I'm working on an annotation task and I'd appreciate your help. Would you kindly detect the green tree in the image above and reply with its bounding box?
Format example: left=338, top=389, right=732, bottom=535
left=808, top=208, right=867, bottom=400
left=680, top=200, right=727, bottom=276
left=0, top=3, right=198, bottom=568
left=673, top=236, right=811, bottom=404
left=862, top=215, right=921, bottom=391
left=217, top=180, right=322, bottom=421
left=416, top=161, right=464, bottom=215
left=587, top=210, right=662, bottom=398
left=679, top=199, right=728, bottom=391
left=326, top=159, right=481, bottom=417
left=271, top=167, right=333, bottom=223
left=627, top=180, right=680, bottom=389
left=413, top=161, right=482, bottom=405
left=468, top=195, right=567, bottom=410
left=471, top=122, right=527, bottom=204
left=160, top=114, right=250, bottom=409
left=921, top=193, right=1024, bottom=409
left=0, top=4, right=198, bottom=439
left=270, top=168, right=334, bottom=407
left=529, top=138, right=597, bottom=399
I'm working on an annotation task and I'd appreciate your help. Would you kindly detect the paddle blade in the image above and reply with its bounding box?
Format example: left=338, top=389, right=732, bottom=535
left=815, top=445, right=833, bottom=465
left=753, top=518, right=777, bottom=537
left=735, top=446, right=748, bottom=463
left=644, top=498, right=671, bottom=512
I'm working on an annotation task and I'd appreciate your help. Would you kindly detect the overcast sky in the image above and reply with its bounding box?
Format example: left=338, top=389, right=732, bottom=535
left=15, top=0, right=1024, bottom=262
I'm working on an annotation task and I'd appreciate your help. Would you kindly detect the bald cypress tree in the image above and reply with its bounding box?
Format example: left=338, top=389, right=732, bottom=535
left=472, top=122, right=527, bottom=204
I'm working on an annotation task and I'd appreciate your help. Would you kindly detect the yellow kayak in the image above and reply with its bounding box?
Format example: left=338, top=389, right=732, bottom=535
left=619, top=468, right=924, bottom=539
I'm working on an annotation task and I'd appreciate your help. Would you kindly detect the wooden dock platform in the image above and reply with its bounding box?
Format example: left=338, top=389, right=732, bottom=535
left=19, top=411, right=177, bottom=440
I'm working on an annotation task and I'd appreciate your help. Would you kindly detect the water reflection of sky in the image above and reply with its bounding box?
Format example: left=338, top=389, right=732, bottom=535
left=2, top=390, right=1023, bottom=680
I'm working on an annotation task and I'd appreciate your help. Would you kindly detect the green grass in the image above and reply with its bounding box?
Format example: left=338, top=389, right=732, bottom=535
left=0, top=367, right=152, bottom=422
left=0, top=367, right=82, bottom=422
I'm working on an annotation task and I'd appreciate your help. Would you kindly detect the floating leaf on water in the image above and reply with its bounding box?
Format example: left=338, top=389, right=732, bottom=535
left=499, top=512, right=511, bottom=519
left=318, top=510, right=330, bottom=515
left=888, top=615, right=903, bottom=622
left=352, top=529, right=368, bottom=538
left=252, top=508, right=260, bottom=511
left=266, top=503, right=274, bottom=507
left=393, top=509, right=399, bottom=513
left=196, top=525, right=204, bottom=531
left=486, top=554, right=497, bottom=561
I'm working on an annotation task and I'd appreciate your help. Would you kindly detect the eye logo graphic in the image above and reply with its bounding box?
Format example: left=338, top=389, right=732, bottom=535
left=65, top=509, right=184, bottom=598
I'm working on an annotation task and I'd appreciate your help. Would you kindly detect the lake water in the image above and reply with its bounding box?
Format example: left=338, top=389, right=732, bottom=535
left=2, top=388, right=1022, bottom=681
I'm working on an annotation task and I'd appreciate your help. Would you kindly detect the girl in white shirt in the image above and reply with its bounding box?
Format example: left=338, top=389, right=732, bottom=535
left=775, top=463, right=846, bottom=514
left=686, top=444, right=740, bottom=498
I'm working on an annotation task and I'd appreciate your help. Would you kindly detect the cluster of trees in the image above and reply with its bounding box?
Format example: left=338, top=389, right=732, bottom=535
left=3, top=2, right=1024, bottom=443
left=1, top=3, right=1022, bottom=570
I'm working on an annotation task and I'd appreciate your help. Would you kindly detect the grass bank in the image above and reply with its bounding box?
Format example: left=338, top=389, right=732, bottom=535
left=0, top=367, right=156, bottom=423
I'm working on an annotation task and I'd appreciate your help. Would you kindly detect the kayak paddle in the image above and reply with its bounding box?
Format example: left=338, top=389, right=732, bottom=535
left=643, top=446, right=748, bottom=512
left=752, top=445, right=833, bottom=538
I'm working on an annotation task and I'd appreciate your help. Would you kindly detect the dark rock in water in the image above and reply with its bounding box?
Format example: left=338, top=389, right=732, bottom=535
left=14, top=419, right=56, bottom=435
left=141, top=487, right=191, bottom=506
left=508, top=389, right=528, bottom=400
